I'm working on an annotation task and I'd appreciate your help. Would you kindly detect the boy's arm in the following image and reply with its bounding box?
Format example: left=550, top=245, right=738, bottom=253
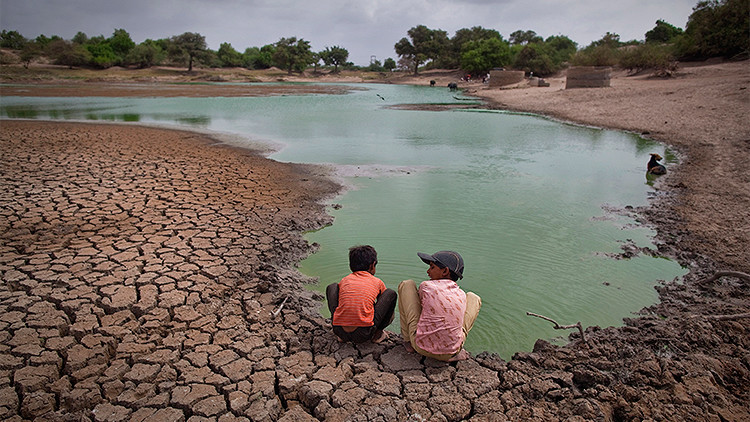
left=378, top=279, right=387, bottom=294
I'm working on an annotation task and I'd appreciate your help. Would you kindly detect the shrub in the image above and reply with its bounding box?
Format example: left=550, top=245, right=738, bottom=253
left=619, top=43, right=677, bottom=74
left=677, top=0, right=750, bottom=60
left=571, top=45, right=620, bottom=66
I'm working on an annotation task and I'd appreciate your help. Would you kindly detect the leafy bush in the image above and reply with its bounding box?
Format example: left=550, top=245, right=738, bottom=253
left=646, top=20, right=684, bottom=43
left=85, top=43, right=118, bottom=68
left=619, top=43, right=677, bottom=74
left=571, top=32, right=622, bottom=66
left=513, top=44, right=555, bottom=75
left=510, top=36, right=577, bottom=76
left=125, top=41, right=164, bottom=68
left=571, top=45, right=620, bottom=66
left=460, top=37, right=511, bottom=74
left=676, top=0, right=750, bottom=59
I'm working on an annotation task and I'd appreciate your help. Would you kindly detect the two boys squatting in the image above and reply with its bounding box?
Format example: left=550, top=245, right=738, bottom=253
left=326, top=246, right=482, bottom=361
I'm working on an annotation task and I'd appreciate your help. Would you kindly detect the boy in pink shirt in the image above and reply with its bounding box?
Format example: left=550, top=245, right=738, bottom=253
left=398, top=250, right=482, bottom=361
left=327, top=245, right=397, bottom=343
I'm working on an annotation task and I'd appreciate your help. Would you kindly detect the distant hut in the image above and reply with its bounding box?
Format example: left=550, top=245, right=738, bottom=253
left=489, top=69, right=525, bottom=88
left=565, top=66, right=612, bottom=89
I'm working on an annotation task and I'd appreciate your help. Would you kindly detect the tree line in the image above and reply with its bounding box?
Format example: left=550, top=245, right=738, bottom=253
left=1, top=0, right=746, bottom=76
left=0, top=29, right=379, bottom=74
left=394, top=0, right=747, bottom=76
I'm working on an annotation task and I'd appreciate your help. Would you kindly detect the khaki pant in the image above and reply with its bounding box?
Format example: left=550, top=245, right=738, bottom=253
left=398, top=279, right=482, bottom=361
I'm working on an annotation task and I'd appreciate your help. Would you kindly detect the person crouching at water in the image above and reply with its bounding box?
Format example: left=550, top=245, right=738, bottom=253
left=326, top=245, right=397, bottom=343
left=398, top=250, right=482, bottom=361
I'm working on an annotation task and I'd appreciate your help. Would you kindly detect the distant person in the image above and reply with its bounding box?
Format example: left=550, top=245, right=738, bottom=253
left=398, top=250, right=481, bottom=361
left=326, top=245, right=397, bottom=343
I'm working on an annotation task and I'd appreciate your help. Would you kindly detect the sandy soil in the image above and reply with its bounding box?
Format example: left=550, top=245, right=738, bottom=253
left=1, top=61, right=749, bottom=421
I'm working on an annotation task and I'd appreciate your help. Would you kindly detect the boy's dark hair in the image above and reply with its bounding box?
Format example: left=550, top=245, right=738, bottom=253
left=349, top=245, right=377, bottom=272
left=433, top=261, right=461, bottom=282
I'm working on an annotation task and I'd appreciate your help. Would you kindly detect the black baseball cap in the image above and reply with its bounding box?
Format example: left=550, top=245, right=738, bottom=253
left=417, top=251, right=464, bottom=279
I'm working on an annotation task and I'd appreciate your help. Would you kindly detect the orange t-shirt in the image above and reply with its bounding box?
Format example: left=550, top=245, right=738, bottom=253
left=332, top=271, right=386, bottom=327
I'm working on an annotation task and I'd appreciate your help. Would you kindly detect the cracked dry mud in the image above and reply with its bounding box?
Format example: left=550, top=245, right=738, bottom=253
left=1, top=119, right=748, bottom=421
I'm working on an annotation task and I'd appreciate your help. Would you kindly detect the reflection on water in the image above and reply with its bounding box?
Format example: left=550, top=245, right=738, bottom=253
left=3, top=105, right=40, bottom=119
left=0, top=83, right=684, bottom=359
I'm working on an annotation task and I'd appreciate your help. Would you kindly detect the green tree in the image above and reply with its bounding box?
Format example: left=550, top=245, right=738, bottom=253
left=311, top=52, right=322, bottom=73
left=47, top=39, right=91, bottom=68
left=645, top=20, right=684, bottom=43
left=108, top=29, right=135, bottom=60
left=202, top=50, right=222, bottom=68
left=394, top=25, right=449, bottom=75
left=244, top=45, right=275, bottom=69
left=242, top=47, right=261, bottom=69
left=544, top=35, right=578, bottom=66
left=619, top=43, right=676, bottom=74
left=72, top=31, right=88, bottom=45
left=19, top=42, right=42, bottom=68
left=460, top=37, right=511, bottom=74
left=1, top=30, right=27, bottom=49
left=509, top=30, right=543, bottom=45
left=512, top=44, right=555, bottom=75
left=442, top=26, right=502, bottom=68
left=126, top=40, right=163, bottom=68
left=572, top=32, right=623, bottom=66
left=591, top=32, right=622, bottom=48
left=320, top=45, right=349, bottom=73
left=364, top=58, right=382, bottom=71
left=85, top=41, right=118, bottom=68
left=272, top=37, right=313, bottom=74
left=170, top=32, right=207, bottom=71
left=676, top=0, right=749, bottom=59
left=88, top=35, right=106, bottom=45
left=34, top=34, right=62, bottom=49
left=383, top=57, right=397, bottom=71
left=217, top=42, right=243, bottom=67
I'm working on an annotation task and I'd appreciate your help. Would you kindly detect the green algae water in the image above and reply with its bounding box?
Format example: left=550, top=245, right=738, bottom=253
left=1, top=83, right=685, bottom=359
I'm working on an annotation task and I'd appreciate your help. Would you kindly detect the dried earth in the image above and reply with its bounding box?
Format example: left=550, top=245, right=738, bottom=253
left=1, top=61, right=749, bottom=421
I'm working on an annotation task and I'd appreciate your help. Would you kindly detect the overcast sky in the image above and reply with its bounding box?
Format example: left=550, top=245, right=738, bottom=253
left=1, top=0, right=697, bottom=66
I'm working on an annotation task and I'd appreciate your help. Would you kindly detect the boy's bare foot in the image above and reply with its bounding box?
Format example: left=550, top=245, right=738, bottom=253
left=336, top=336, right=345, bottom=343
left=448, top=349, right=469, bottom=361
left=403, top=341, right=415, bottom=353
left=372, top=330, right=387, bottom=343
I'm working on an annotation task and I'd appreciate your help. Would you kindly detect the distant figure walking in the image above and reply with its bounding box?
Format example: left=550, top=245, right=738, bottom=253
left=430, top=80, right=436, bottom=87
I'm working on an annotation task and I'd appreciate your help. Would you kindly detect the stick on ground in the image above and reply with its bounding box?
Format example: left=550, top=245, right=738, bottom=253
left=271, top=296, right=289, bottom=318
left=527, top=312, right=588, bottom=346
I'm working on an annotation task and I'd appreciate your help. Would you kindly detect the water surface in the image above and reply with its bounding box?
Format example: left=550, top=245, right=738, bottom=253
left=1, top=83, right=685, bottom=358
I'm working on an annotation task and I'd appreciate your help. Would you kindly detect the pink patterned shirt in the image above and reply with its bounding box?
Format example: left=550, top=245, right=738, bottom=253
left=415, top=278, right=467, bottom=355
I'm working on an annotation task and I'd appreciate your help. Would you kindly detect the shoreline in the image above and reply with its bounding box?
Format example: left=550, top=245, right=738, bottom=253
left=467, top=61, right=750, bottom=275
left=1, top=62, right=749, bottom=420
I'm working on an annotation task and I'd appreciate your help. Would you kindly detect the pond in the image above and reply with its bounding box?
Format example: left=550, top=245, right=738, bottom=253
left=0, top=83, right=685, bottom=359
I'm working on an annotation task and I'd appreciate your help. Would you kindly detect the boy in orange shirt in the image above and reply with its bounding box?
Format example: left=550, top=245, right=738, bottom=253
left=326, top=245, right=397, bottom=343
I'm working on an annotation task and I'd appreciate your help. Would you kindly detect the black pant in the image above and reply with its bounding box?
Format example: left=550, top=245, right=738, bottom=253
left=326, top=283, right=397, bottom=343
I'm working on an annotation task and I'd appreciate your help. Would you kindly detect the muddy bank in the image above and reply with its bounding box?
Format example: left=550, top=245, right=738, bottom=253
left=1, top=60, right=749, bottom=421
